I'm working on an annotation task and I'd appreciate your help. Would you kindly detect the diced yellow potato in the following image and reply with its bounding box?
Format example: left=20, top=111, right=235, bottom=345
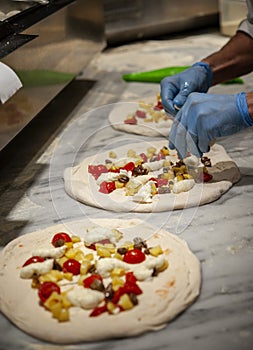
left=127, top=149, right=136, bottom=158
left=57, top=256, right=68, bottom=267
left=65, top=247, right=82, bottom=259
left=112, top=277, right=124, bottom=291
left=147, top=147, right=156, bottom=154
left=107, top=301, right=116, bottom=314
left=58, top=308, right=69, bottom=322
left=118, top=293, right=134, bottom=310
left=77, top=275, right=88, bottom=285
left=151, top=183, right=157, bottom=195
left=84, top=253, right=94, bottom=261
left=44, top=291, right=62, bottom=310
left=63, top=272, right=73, bottom=281
left=114, top=252, right=124, bottom=260
left=176, top=174, right=184, bottom=182
left=149, top=245, right=163, bottom=257
left=160, top=147, right=169, bottom=156
left=115, top=180, right=125, bottom=189
left=104, top=243, right=115, bottom=253
left=157, top=259, right=169, bottom=273
left=110, top=268, right=125, bottom=278
left=64, top=242, right=73, bottom=249
left=74, top=251, right=86, bottom=262
left=183, top=173, right=193, bottom=179
left=61, top=292, right=72, bottom=309
left=80, top=260, right=91, bottom=275
left=109, top=151, right=117, bottom=158
left=96, top=245, right=111, bottom=258
left=71, top=235, right=81, bottom=243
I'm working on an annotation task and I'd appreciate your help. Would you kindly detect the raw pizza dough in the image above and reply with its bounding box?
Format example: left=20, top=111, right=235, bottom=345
left=64, top=140, right=241, bottom=213
left=108, top=97, right=173, bottom=137
left=0, top=218, right=201, bottom=344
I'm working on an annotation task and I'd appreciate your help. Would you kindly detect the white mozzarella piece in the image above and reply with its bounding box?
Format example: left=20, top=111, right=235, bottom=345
left=32, top=246, right=66, bottom=259
left=67, top=286, right=104, bottom=309
left=20, top=259, right=54, bottom=279
left=172, top=179, right=195, bottom=194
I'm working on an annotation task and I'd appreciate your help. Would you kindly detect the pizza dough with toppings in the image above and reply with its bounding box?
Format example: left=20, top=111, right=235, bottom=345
left=64, top=140, right=241, bottom=212
left=108, top=96, right=173, bottom=137
left=0, top=218, right=201, bottom=344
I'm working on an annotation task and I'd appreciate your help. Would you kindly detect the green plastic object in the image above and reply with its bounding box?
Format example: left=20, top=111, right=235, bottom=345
left=122, top=66, right=244, bottom=85
left=16, top=70, right=76, bottom=87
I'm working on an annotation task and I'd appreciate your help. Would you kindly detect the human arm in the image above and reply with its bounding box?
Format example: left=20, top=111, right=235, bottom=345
left=160, top=31, right=253, bottom=115
left=168, top=91, right=253, bottom=159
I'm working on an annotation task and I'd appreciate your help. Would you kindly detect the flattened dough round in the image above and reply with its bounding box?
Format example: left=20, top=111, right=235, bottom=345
left=108, top=98, right=173, bottom=137
left=64, top=140, right=241, bottom=212
left=0, top=218, right=201, bottom=344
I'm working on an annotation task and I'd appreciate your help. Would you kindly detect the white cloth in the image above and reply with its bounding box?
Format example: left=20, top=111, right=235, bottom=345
left=0, top=62, right=22, bottom=104
left=238, top=0, right=253, bottom=38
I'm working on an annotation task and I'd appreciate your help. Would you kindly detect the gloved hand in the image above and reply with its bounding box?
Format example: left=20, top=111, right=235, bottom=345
left=169, top=92, right=253, bottom=158
left=160, top=62, right=213, bottom=116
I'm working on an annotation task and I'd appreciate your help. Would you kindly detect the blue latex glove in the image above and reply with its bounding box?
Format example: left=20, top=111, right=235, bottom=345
left=169, top=92, right=253, bottom=158
left=160, top=62, right=213, bottom=116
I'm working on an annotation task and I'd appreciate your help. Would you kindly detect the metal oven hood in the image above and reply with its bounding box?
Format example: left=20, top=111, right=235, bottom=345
left=0, top=0, right=105, bottom=151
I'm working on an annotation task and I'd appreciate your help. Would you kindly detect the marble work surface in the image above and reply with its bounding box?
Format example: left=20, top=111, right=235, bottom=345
left=1, top=30, right=253, bottom=350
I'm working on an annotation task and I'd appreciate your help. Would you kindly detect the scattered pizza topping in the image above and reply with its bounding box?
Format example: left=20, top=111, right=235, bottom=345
left=19, top=229, right=169, bottom=322
left=124, top=94, right=172, bottom=125
left=88, top=145, right=213, bottom=203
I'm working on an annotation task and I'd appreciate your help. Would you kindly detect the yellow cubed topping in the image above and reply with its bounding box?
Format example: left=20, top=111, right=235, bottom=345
left=109, top=151, right=117, bottom=158
left=96, top=245, right=111, bottom=258
left=71, top=235, right=81, bottom=243
left=157, top=259, right=169, bottom=273
left=118, top=293, right=134, bottom=310
left=149, top=245, right=163, bottom=257
left=127, top=149, right=136, bottom=158
left=80, top=261, right=91, bottom=275
left=110, top=267, right=125, bottom=278
left=64, top=242, right=73, bottom=249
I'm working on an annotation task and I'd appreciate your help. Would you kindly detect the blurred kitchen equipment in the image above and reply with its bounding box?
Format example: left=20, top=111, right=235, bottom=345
left=104, top=0, right=219, bottom=45
left=219, top=0, right=248, bottom=36
left=0, top=0, right=105, bottom=151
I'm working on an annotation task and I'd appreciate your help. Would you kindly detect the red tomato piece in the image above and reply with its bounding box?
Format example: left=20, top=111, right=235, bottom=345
left=22, top=256, right=45, bottom=267
left=122, top=281, right=142, bottom=296
left=124, top=116, right=137, bottom=125
left=38, top=281, right=60, bottom=303
left=99, top=181, right=116, bottom=194
left=122, top=162, right=135, bottom=173
left=150, top=178, right=168, bottom=188
left=89, top=303, right=107, bottom=317
left=154, top=101, right=163, bottom=110
left=200, top=172, right=213, bottom=182
left=83, top=274, right=103, bottom=288
left=123, top=249, right=146, bottom=264
left=88, top=164, right=108, bottom=180
left=139, top=152, right=148, bottom=163
left=125, top=271, right=137, bottom=284
left=51, top=232, right=72, bottom=247
left=135, top=110, right=146, bottom=118
left=63, top=259, right=81, bottom=275
left=86, top=239, right=112, bottom=250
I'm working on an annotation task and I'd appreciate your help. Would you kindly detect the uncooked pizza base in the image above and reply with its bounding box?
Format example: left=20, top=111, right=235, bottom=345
left=0, top=218, right=201, bottom=344
left=64, top=140, right=241, bottom=213
left=108, top=98, right=173, bottom=137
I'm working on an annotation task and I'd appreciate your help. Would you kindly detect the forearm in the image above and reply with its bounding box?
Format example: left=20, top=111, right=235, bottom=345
left=246, top=92, right=253, bottom=122
left=201, top=31, right=253, bottom=85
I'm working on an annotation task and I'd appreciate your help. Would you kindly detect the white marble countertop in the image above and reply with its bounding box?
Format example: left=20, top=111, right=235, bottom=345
left=1, top=30, right=253, bottom=350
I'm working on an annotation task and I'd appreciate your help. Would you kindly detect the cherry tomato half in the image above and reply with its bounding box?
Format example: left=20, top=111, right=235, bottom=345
left=63, top=259, right=81, bottom=275
left=38, top=281, right=60, bottom=303
left=51, top=232, right=72, bottom=247
left=99, top=181, right=116, bottom=194
left=123, top=249, right=146, bottom=264
left=83, top=274, right=103, bottom=289
left=22, top=256, right=45, bottom=267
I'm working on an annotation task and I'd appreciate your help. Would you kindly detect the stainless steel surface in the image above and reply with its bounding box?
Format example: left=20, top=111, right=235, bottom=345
left=0, top=0, right=105, bottom=151
left=104, top=0, right=219, bottom=44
